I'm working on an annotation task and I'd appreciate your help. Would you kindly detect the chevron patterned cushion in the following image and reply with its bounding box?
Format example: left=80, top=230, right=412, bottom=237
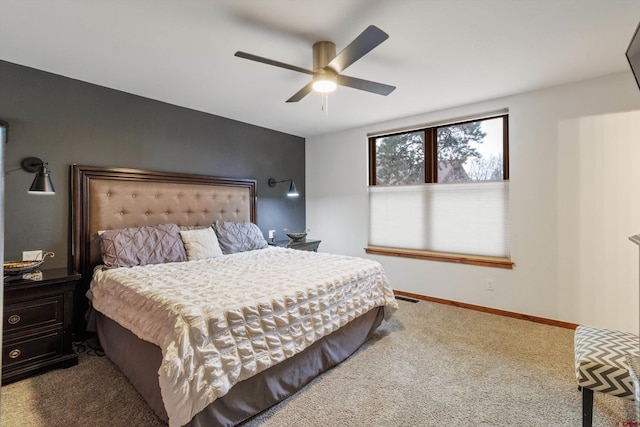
left=574, top=325, right=640, bottom=399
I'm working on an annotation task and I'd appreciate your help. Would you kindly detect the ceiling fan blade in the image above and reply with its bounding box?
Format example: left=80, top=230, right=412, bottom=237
left=235, top=51, right=314, bottom=76
left=336, top=74, right=396, bottom=96
left=327, top=25, right=389, bottom=74
left=286, top=82, right=314, bottom=103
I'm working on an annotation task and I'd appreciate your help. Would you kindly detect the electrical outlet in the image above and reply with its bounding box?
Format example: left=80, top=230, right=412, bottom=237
left=23, top=250, right=43, bottom=261
left=268, top=230, right=276, bottom=239
left=486, top=279, right=495, bottom=291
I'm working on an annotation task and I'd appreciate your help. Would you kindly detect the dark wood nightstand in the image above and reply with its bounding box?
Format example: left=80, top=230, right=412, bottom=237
left=2, top=268, right=80, bottom=384
left=269, top=239, right=321, bottom=252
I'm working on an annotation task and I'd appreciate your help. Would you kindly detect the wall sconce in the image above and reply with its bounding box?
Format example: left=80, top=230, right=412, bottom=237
left=268, top=178, right=299, bottom=197
left=21, top=157, right=55, bottom=194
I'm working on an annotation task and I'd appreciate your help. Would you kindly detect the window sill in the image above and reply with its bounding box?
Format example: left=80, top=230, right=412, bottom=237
left=365, top=246, right=514, bottom=269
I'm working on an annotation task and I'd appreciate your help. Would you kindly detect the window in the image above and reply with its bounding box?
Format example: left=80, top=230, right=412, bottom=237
left=367, top=113, right=512, bottom=268
left=370, top=115, right=508, bottom=185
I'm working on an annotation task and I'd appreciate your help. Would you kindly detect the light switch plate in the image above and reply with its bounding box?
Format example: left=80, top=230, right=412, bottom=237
left=23, top=250, right=43, bottom=261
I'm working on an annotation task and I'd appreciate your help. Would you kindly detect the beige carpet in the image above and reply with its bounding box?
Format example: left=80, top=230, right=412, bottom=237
left=1, top=300, right=636, bottom=426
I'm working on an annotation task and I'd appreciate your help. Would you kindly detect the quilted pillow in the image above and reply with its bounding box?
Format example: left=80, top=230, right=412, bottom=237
left=98, top=223, right=187, bottom=268
left=179, top=227, right=223, bottom=260
left=213, top=220, right=268, bottom=254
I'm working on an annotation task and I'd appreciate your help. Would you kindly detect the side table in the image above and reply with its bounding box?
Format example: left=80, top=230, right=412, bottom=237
left=269, top=239, right=321, bottom=252
left=2, top=268, right=80, bottom=384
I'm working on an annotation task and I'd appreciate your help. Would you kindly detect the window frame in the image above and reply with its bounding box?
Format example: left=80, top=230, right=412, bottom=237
left=366, top=113, right=512, bottom=269
left=368, top=114, right=509, bottom=186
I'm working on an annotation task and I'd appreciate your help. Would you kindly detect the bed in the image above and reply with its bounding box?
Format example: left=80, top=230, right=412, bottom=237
left=71, top=165, right=397, bottom=427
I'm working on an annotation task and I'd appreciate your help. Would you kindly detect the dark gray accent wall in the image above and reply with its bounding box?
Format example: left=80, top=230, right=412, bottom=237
left=0, top=60, right=305, bottom=268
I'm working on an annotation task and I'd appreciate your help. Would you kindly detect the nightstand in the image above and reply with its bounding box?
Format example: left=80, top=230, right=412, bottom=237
left=2, top=268, right=80, bottom=384
left=269, top=239, right=321, bottom=252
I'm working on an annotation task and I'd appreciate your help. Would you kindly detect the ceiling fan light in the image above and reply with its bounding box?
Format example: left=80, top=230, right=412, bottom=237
left=312, top=77, right=337, bottom=93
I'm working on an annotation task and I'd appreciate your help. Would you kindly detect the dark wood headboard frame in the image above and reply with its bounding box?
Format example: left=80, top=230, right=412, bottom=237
left=71, top=164, right=257, bottom=334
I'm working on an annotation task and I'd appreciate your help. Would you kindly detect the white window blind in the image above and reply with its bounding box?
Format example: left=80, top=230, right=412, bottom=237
left=368, top=181, right=509, bottom=258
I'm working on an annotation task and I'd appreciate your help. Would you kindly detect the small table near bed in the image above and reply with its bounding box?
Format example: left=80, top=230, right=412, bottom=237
left=2, top=268, right=80, bottom=384
left=268, top=238, right=321, bottom=252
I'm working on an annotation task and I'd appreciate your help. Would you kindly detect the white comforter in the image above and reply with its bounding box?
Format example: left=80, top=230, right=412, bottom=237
left=89, top=247, right=398, bottom=427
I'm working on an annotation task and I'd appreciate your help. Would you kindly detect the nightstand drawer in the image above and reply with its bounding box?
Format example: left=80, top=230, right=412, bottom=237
left=4, top=296, right=63, bottom=335
left=2, top=329, right=63, bottom=370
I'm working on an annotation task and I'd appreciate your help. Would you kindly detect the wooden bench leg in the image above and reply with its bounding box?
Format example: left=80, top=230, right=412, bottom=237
left=582, top=387, right=593, bottom=427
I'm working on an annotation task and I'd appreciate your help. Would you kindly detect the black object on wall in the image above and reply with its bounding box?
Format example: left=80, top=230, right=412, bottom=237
left=0, top=60, right=306, bottom=269
left=626, top=21, right=640, bottom=91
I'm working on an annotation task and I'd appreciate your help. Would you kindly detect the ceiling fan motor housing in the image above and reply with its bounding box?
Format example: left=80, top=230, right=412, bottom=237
left=313, top=41, right=337, bottom=71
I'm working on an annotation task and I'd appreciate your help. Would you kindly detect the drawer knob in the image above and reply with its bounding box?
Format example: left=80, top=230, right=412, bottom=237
left=7, top=315, right=20, bottom=325
left=8, top=349, right=21, bottom=359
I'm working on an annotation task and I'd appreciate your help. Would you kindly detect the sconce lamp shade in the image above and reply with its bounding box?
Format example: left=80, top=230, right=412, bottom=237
left=22, top=157, right=55, bottom=194
left=287, top=181, right=299, bottom=197
left=268, top=177, right=299, bottom=198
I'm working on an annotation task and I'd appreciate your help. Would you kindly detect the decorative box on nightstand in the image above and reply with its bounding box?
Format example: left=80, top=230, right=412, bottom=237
left=269, top=239, right=321, bottom=252
left=2, top=268, right=80, bottom=384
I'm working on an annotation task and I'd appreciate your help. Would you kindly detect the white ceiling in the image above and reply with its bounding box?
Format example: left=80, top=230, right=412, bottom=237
left=2, top=0, right=639, bottom=138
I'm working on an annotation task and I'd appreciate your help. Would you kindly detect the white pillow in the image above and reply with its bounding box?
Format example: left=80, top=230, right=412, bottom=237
left=179, top=227, right=223, bottom=260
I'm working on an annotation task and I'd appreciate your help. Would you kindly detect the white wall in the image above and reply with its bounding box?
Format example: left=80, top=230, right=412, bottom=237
left=306, top=72, right=640, bottom=334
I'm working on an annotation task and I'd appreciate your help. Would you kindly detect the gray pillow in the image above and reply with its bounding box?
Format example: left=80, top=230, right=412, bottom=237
left=213, top=221, right=268, bottom=254
left=98, top=223, right=187, bottom=268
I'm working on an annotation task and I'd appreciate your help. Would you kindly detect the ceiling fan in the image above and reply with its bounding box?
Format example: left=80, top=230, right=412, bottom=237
left=235, top=25, right=396, bottom=103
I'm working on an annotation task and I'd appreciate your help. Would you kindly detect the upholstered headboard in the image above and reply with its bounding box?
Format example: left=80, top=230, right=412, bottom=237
left=71, top=165, right=257, bottom=332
